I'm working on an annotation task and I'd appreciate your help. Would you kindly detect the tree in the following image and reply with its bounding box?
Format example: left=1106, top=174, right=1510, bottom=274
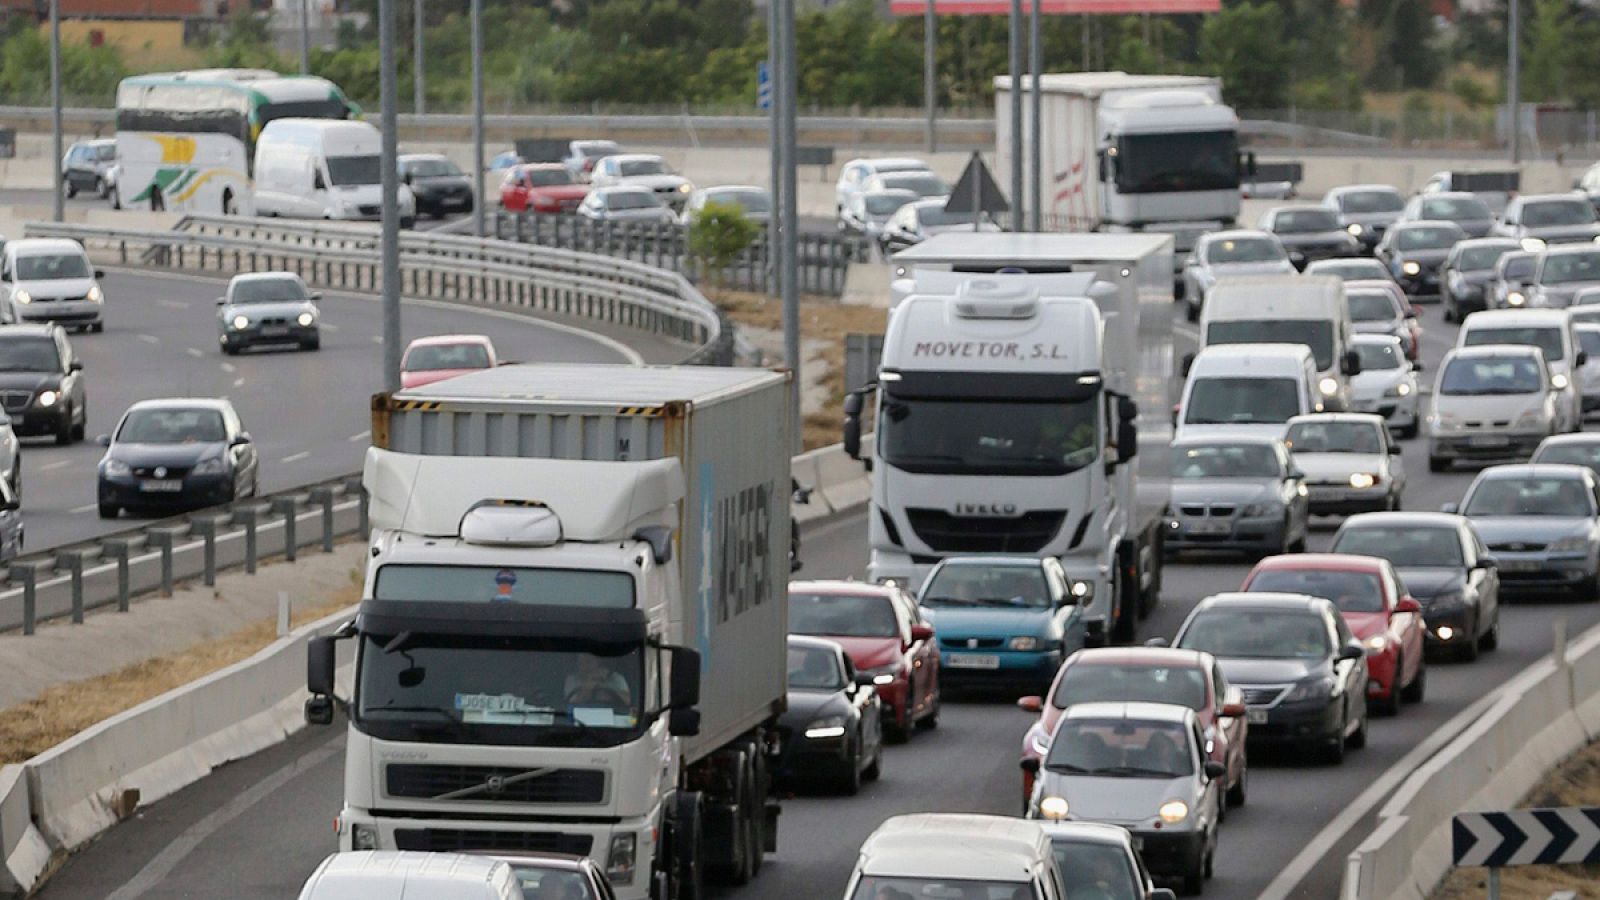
left=689, top=201, right=759, bottom=292
left=1198, top=1, right=1293, bottom=109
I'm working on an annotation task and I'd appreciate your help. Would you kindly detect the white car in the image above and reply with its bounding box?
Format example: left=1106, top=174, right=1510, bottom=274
left=1348, top=334, right=1420, bottom=438
left=576, top=186, right=677, bottom=224
left=297, top=851, right=522, bottom=900
left=1345, top=279, right=1420, bottom=362
left=588, top=154, right=693, bottom=211
left=1577, top=323, right=1600, bottom=417
left=1569, top=287, right=1600, bottom=326
left=1284, top=413, right=1406, bottom=515
left=680, top=185, right=770, bottom=225
left=1429, top=345, right=1556, bottom=472
left=1457, top=308, right=1584, bottom=433
left=0, top=238, right=105, bottom=332
left=1040, top=821, right=1178, bottom=900
left=835, top=156, right=931, bottom=213
left=862, top=171, right=950, bottom=204
left=1180, top=229, right=1297, bottom=321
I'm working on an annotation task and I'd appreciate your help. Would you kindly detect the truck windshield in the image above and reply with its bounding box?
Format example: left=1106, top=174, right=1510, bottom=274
left=373, top=565, right=634, bottom=607
left=1116, top=130, right=1239, bottom=194
left=879, top=395, right=1099, bottom=476
left=1206, top=321, right=1333, bottom=370
left=357, top=634, right=646, bottom=747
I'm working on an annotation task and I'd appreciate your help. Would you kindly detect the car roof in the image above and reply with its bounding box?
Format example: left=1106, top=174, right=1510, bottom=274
left=1391, top=219, right=1466, bottom=234
left=1196, top=591, right=1328, bottom=613
left=931, top=556, right=1045, bottom=569
left=1265, top=203, right=1334, bottom=216
left=1544, top=244, right=1600, bottom=257
left=125, top=397, right=231, bottom=412
left=609, top=153, right=665, bottom=163
left=1457, top=237, right=1522, bottom=249
left=1062, top=701, right=1196, bottom=725
left=0, top=324, right=57, bottom=339
left=1306, top=258, right=1387, bottom=271
left=789, top=579, right=899, bottom=598
left=862, top=188, right=918, bottom=200
left=851, top=157, right=931, bottom=171
left=511, top=163, right=567, bottom=172
left=1351, top=333, right=1405, bottom=348
left=1343, top=279, right=1404, bottom=295
left=230, top=271, right=301, bottom=283
left=405, top=334, right=492, bottom=349
left=1198, top=228, right=1275, bottom=244
left=1462, top=309, right=1570, bottom=326
left=1340, top=511, right=1465, bottom=530
left=306, top=851, right=507, bottom=891
left=593, top=185, right=654, bottom=196
left=1250, top=552, right=1389, bottom=574
left=1194, top=342, right=1313, bottom=362
left=1575, top=323, right=1600, bottom=334
left=1069, top=646, right=1210, bottom=669
left=1520, top=193, right=1592, bottom=204
left=7, top=238, right=86, bottom=257
left=1170, top=433, right=1283, bottom=447
left=1327, top=184, right=1402, bottom=197
left=787, top=634, right=844, bottom=653
left=1537, top=433, right=1600, bottom=448
left=702, top=185, right=764, bottom=195
left=463, top=851, right=590, bottom=873
left=1444, top=343, right=1544, bottom=360
left=1286, top=412, right=1388, bottom=428
left=858, top=814, right=1046, bottom=881
left=1036, top=821, right=1136, bottom=847
left=1473, top=463, right=1593, bottom=481
left=399, top=152, right=450, bottom=161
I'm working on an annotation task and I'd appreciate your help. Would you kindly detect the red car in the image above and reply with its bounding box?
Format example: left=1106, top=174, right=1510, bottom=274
left=1241, top=553, right=1426, bottom=715
left=399, top=334, right=498, bottom=390
left=788, top=580, right=940, bottom=740
left=1016, top=647, right=1248, bottom=813
left=499, top=164, right=589, bottom=214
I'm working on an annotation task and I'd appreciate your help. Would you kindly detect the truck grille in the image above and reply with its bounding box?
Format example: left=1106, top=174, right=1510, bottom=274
left=385, top=764, right=605, bottom=803
left=904, top=508, right=1067, bottom=553
left=393, top=829, right=594, bottom=855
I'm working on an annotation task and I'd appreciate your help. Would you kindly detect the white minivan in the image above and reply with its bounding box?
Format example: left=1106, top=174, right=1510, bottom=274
left=1456, top=308, right=1584, bottom=432
left=842, top=813, right=1065, bottom=900
left=0, top=238, right=106, bottom=331
left=1176, top=343, right=1322, bottom=442
left=297, top=851, right=521, bottom=900
left=253, top=118, right=416, bottom=226
left=1428, top=345, right=1557, bottom=472
left=1198, top=274, right=1361, bottom=412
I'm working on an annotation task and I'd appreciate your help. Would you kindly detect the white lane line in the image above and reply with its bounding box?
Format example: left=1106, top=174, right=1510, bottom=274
left=69, top=503, right=98, bottom=514
left=320, top=322, right=340, bottom=332
left=157, top=299, right=187, bottom=310
left=233, top=377, right=245, bottom=387
left=185, top=347, right=204, bottom=358
left=348, top=429, right=371, bottom=443
left=219, top=361, right=237, bottom=373
left=371, top=335, right=383, bottom=344
left=280, top=451, right=311, bottom=464
left=40, top=460, right=72, bottom=472
left=137, top=334, right=160, bottom=345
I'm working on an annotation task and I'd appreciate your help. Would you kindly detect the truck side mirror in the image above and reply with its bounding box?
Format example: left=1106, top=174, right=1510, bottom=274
left=668, top=708, right=701, bottom=737
left=1579, top=350, right=1590, bottom=366
left=1343, top=349, right=1362, bottom=376
left=842, top=388, right=870, bottom=460
left=1117, top=419, right=1138, bottom=464
left=669, top=646, right=702, bottom=709
left=1181, top=352, right=1195, bottom=377
left=314, top=170, right=327, bottom=191
left=308, top=634, right=338, bottom=696
left=1098, top=150, right=1114, bottom=182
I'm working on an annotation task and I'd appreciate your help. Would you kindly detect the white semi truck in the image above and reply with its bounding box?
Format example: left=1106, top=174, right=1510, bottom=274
left=844, top=233, right=1174, bottom=643
left=994, top=72, right=1249, bottom=283
left=305, top=364, right=792, bottom=900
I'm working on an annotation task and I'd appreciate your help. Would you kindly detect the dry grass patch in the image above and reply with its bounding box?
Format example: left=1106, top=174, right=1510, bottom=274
left=1432, top=737, right=1600, bottom=898
left=0, top=580, right=362, bottom=765
left=713, top=289, right=887, bottom=450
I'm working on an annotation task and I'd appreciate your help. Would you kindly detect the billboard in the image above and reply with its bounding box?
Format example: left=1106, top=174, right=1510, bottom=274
left=890, top=0, right=1219, bottom=14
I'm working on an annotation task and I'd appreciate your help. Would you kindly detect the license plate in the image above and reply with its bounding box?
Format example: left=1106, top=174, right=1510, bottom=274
left=1247, top=708, right=1269, bottom=724
left=139, top=479, right=182, bottom=492
left=260, top=326, right=289, bottom=337
left=1499, top=559, right=1542, bottom=572
left=1189, top=521, right=1230, bottom=535
left=1470, top=435, right=1511, bottom=448
left=947, top=654, right=1000, bottom=670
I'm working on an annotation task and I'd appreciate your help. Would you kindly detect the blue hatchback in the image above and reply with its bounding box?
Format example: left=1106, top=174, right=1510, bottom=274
left=917, top=556, right=1086, bottom=693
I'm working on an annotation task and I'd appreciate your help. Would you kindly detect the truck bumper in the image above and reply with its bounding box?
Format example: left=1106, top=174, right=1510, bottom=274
left=338, top=807, right=656, bottom=900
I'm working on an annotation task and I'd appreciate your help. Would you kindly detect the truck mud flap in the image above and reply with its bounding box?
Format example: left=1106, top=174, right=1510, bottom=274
left=764, top=800, right=781, bottom=853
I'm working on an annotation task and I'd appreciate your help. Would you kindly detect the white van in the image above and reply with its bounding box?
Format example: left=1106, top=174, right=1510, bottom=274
left=842, top=813, right=1065, bottom=900
left=1457, top=308, right=1584, bottom=432
left=1198, top=274, right=1360, bottom=412
left=1176, top=343, right=1321, bottom=442
left=0, top=238, right=106, bottom=331
left=297, top=851, right=521, bottom=900
left=253, top=119, right=416, bottom=226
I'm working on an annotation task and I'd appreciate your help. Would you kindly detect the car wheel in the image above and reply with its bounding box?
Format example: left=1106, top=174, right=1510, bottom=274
left=222, top=341, right=239, bottom=356
left=109, top=185, right=121, bottom=210
left=96, top=177, right=109, bottom=199
left=1428, top=454, right=1450, bottom=473
left=301, top=336, right=321, bottom=352
left=64, top=179, right=77, bottom=199
left=97, top=502, right=117, bottom=519
left=863, top=741, right=882, bottom=782
left=1398, top=421, right=1419, bottom=440
left=1227, top=760, right=1247, bottom=807
left=885, top=708, right=911, bottom=744
left=1481, top=613, right=1500, bottom=651
left=1458, top=625, right=1482, bottom=662
left=1374, top=660, right=1401, bottom=716
left=917, top=692, right=940, bottom=730
left=1348, top=705, right=1368, bottom=750
left=1324, top=719, right=1346, bottom=765
left=54, top=407, right=73, bottom=446
left=1402, top=658, right=1426, bottom=703
left=401, top=215, right=417, bottom=229
left=1182, top=860, right=1205, bottom=896
left=837, top=741, right=862, bottom=797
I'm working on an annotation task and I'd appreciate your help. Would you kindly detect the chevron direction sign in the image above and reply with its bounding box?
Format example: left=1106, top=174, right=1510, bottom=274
left=1453, top=808, right=1600, bottom=867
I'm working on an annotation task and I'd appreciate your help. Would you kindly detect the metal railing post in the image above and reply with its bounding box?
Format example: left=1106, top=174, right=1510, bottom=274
left=100, top=537, right=139, bottom=612
left=56, top=548, right=93, bottom=623
left=346, top=476, right=368, bottom=537
left=310, top=485, right=338, bottom=552
left=234, top=504, right=269, bottom=575
left=272, top=496, right=301, bottom=562
left=15, top=561, right=47, bottom=635
left=191, top=515, right=227, bottom=587
left=146, top=525, right=187, bottom=597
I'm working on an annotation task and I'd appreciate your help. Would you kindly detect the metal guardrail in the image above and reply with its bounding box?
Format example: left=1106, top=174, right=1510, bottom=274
left=23, top=214, right=728, bottom=364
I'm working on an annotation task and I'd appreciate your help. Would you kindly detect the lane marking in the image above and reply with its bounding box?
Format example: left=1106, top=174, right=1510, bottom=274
left=185, top=347, right=204, bottom=359
left=280, top=451, right=311, bottom=464
left=320, top=322, right=339, bottom=333
left=137, top=334, right=159, bottom=345
left=157, top=299, right=186, bottom=310
left=348, top=430, right=371, bottom=443
left=219, top=362, right=236, bottom=373
left=40, top=460, right=72, bottom=472
left=69, top=503, right=98, bottom=514
left=371, top=335, right=383, bottom=344
left=102, top=741, right=345, bottom=900
left=232, top=378, right=245, bottom=388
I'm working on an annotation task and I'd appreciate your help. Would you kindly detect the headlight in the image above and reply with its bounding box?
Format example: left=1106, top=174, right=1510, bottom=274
left=1285, top=675, right=1336, bottom=702
left=35, top=389, right=57, bottom=408
left=1548, top=534, right=1591, bottom=554
left=297, top=311, right=316, bottom=327
left=1552, top=373, right=1570, bottom=390
left=1436, top=625, right=1457, bottom=641
left=1349, top=472, right=1378, bottom=489
left=1402, top=261, right=1422, bottom=276
left=1347, top=223, right=1364, bottom=236
left=1240, top=502, right=1276, bottom=517
left=804, top=716, right=847, bottom=739
left=606, top=833, right=637, bottom=885
left=1158, top=800, right=1189, bottom=824
left=1508, top=291, right=1526, bottom=307
left=1319, top=376, right=1340, bottom=396
left=1039, top=796, right=1070, bottom=820
left=351, top=824, right=379, bottom=851
left=1070, top=580, right=1094, bottom=600
left=12, top=289, right=30, bottom=305
left=1008, top=636, right=1041, bottom=651
left=230, top=314, right=249, bottom=330
left=102, top=459, right=131, bottom=477
left=1515, top=408, right=1550, bottom=428
left=192, top=456, right=227, bottom=476
left=872, top=673, right=895, bottom=685
left=1384, top=382, right=1413, bottom=398
left=1364, top=634, right=1389, bottom=653
left=86, top=284, right=103, bottom=303
left=678, top=183, right=692, bottom=193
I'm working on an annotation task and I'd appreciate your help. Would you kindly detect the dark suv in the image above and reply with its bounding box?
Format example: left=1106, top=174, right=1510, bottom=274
left=0, top=324, right=86, bottom=444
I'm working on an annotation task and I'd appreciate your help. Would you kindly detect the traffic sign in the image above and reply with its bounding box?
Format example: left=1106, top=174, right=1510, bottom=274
left=944, top=151, right=1010, bottom=220
left=1453, top=808, right=1600, bottom=868
left=757, top=62, right=772, bottom=110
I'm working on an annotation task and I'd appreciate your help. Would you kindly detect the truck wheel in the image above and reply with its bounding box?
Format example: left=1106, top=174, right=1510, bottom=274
left=1110, top=554, right=1136, bottom=644
left=670, top=792, right=704, bottom=900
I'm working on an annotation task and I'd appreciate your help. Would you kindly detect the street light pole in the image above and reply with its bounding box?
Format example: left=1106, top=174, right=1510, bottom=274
left=414, top=0, right=425, bottom=116
left=778, top=0, right=801, bottom=454
left=925, top=0, right=937, bottom=154
left=1028, top=0, right=1042, bottom=232
left=1009, top=0, right=1023, bottom=230
left=299, top=0, right=310, bottom=74
left=50, top=0, right=62, bottom=224
left=767, top=0, right=780, bottom=296
left=379, top=0, right=402, bottom=393
left=1508, top=0, right=1521, bottom=164
left=471, top=0, right=484, bottom=237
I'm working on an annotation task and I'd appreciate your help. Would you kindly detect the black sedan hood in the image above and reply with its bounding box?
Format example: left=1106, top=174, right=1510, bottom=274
left=411, top=175, right=472, bottom=194
left=0, top=371, right=58, bottom=393
left=108, top=441, right=227, bottom=468
left=1395, top=247, right=1451, bottom=266
left=1215, top=656, right=1323, bottom=685
left=778, top=689, right=847, bottom=729
left=1395, top=568, right=1466, bottom=598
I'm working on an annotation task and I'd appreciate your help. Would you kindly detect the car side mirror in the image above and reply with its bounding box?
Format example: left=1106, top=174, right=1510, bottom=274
left=214, top=297, right=226, bottom=306
left=93, top=269, right=105, bottom=280
left=310, top=291, right=322, bottom=302
left=1477, top=555, right=1499, bottom=570
left=1338, top=641, right=1365, bottom=661
left=1388, top=443, right=1401, bottom=455
left=313, top=171, right=326, bottom=191
left=1579, top=350, right=1590, bottom=366
left=1019, top=757, right=1041, bottom=774
left=1221, top=701, right=1246, bottom=718
left=96, top=434, right=111, bottom=447
left=1440, top=502, right=1460, bottom=514
left=1084, top=618, right=1108, bottom=648
left=1144, top=636, right=1170, bottom=648
left=68, top=360, right=82, bottom=372
left=1343, top=349, right=1362, bottom=376
left=854, top=672, right=878, bottom=688
left=910, top=623, right=934, bottom=643
left=1017, top=695, right=1044, bottom=714
left=793, top=485, right=813, bottom=505
left=231, top=432, right=252, bottom=446
left=1397, top=596, right=1423, bottom=614
left=1151, top=890, right=1178, bottom=900
left=1204, top=760, right=1227, bottom=780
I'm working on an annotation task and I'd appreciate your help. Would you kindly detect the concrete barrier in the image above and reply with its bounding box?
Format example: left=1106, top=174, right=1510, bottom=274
left=813, top=442, right=874, bottom=515
left=0, top=765, right=47, bottom=896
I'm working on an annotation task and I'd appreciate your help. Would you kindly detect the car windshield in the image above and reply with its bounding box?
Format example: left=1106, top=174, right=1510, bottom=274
left=1463, top=477, right=1596, bottom=517
left=1274, top=209, right=1340, bottom=233
left=1422, top=197, right=1491, bottom=220
left=1459, top=245, right=1513, bottom=271
left=357, top=634, right=644, bottom=746
left=92, top=143, right=115, bottom=161
left=1184, top=377, right=1302, bottom=425
left=1501, top=256, right=1538, bottom=281
left=787, top=644, right=845, bottom=691
left=1462, top=326, right=1565, bottom=362
left=230, top=277, right=305, bottom=305
left=1347, top=291, right=1399, bottom=322
left=606, top=191, right=659, bottom=210
left=1333, top=526, right=1464, bottom=568
left=1050, top=842, right=1141, bottom=900
left=1396, top=226, right=1459, bottom=250
left=1051, top=664, right=1207, bottom=711
left=1178, top=609, right=1330, bottom=660
left=1045, top=718, right=1194, bottom=777
left=15, top=253, right=90, bottom=280
left=1355, top=342, right=1403, bottom=370
left=1535, top=441, right=1600, bottom=474
left=1285, top=420, right=1384, bottom=454
left=916, top=205, right=976, bottom=227
left=713, top=191, right=770, bottom=214
left=1170, top=443, right=1280, bottom=478
left=0, top=337, right=60, bottom=372
left=921, top=564, right=1052, bottom=609
left=789, top=592, right=899, bottom=638
left=1207, top=320, right=1333, bottom=369
left=619, top=159, right=667, bottom=176
left=879, top=174, right=948, bottom=197
left=864, top=192, right=914, bottom=215
left=1439, top=357, right=1543, bottom=395
left=880, top=393, right=1099, bottom=477
left=1523, top=200, right=1596, bottom=227
left=1580, top=331, right=1600, bottom=358
left=117, top=408, right=226, bottom=443
left=1248, top=569, right=1385, bottom=614
left=1206, top=238, right=1283, bottom=264
left=326, top=154, right=380, bottom=186
left=404, top=342, right=491, bottom=371
left=850, top=877, right=1037, bottom=900
left=509, top=866, right=597, bottom=900
left=1541, top=252, right=1600, bottom=285
left=526, top=168, right=574, bottom=187
left=1311, top=261, right=1388, bottom=281
left=1339, top=190, right=1404, bottom=213
left=404, top=158, right=461, bottom=177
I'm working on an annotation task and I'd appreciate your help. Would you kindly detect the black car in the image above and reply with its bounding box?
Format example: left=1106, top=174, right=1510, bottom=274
left=1376, top=221, right=1467, bottom=298
left=1441, top=238, right=1521, bottom=322
left=776, top=636, right=883, bottom=795
left=0, top=324, right=85, bottom=444
left=399, top=153, right=475, bottom=218
left=1168, top=592, right=1368, bottom=763
left=96, top=399, right=259, bottom=519
left=1256, top=205, right=1362, bottom=270
left=217, top=272, right=320, bottom=354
